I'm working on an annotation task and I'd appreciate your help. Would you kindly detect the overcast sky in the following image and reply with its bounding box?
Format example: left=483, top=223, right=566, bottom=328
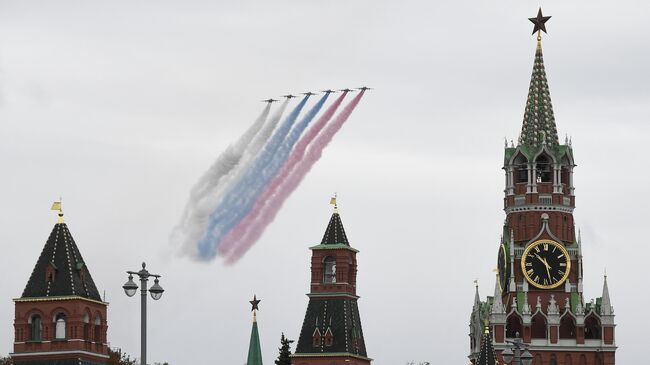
left=1, top=1, right=648, bottom=364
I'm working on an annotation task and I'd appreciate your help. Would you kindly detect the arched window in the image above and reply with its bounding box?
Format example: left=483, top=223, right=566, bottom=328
left=584, top=315, right=601, bottom=340
left=94, top=315, right=102, bottom=343
left=29, top=315, right=42, bottom=341
left=55, top=313, right=67, bottom=339
left=514, top=154, right=528, bottom=183
left=549, top=354, right=557, bottom=365
left=83, top=313, right=90, bottom=340
left=535, top=154, right=553, bottom=183
left=323, top=256, right=336, bottom=284
left=531, top=313, right=547, bottom=339
left=579, top=354, right=587, bottom=365
left=506, top=314, right=522, bottom=338
left=564, top=354, right=573, bottom=365
left=559, top=315, right=576, bottom=339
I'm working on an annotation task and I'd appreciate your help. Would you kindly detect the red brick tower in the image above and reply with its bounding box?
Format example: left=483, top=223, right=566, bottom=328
left=292, top=200, right=371, bottom=365
left=11, top=206, right=109, bottom=365
left=469, top=9, right=616, bottom=365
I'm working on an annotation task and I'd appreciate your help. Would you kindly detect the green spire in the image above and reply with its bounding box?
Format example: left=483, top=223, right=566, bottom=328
left=247, top=313, right=263, bottom=365
left=518, top=39, right=559, bottom=150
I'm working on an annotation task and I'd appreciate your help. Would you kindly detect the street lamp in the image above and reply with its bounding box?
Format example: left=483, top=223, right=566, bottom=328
left=501, top=334, right=533, bottom=365
left=122, top=262, right=164, bottom=365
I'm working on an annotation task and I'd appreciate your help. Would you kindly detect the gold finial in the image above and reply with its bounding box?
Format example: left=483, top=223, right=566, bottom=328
left=51, top=198, right=64, bottom=224
left=329, top=193, right=338, bottom=212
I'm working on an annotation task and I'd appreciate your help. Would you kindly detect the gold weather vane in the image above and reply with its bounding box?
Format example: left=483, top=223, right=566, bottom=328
left=51, top=197, right=64, bottom=223
left=329, top=193, right=338, bottom=212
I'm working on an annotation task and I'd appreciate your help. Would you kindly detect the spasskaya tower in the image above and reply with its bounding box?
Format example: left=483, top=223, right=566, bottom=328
left=468, top=9, right=616, bottom=365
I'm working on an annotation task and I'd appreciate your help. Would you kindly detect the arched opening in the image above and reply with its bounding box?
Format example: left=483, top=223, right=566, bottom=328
left=513, top=154, right=528, bottom=184
left=549, top=354, right=557, bottom=365
left=83, top=312, right=90, bottom=340
left=55, top=313, right=67, bottom=340
left=94, top=314, right=102, bottom=343
left=564, top=354, right=573, bottom=365
left=534, top=354, right=543, bottom=365
left=559, top=314, right=576, bottom=339
left=584, top=315, right=601, bottom=340
left=531, top=313, right=547, bottom=339
left=323, top=256, right=336, bottom=284
left=29, top=314, right=42, bottom=341
left=506, top=314, right=523, bottom=338
left=535, top=154, right=553, bottom=183
left=579, top=354, right=587, bottom=365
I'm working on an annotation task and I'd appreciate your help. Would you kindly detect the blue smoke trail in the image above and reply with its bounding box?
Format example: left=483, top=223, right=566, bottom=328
left=197, top=94, right=330, bottom=259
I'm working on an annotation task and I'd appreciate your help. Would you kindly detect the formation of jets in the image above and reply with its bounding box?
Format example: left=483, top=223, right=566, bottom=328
left=262, top=87, right=371, bottom=102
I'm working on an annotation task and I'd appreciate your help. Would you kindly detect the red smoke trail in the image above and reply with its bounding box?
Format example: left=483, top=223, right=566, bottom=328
left=223, top=90, right=365, bottom=263
left=217, top=91, right=348, bottom=257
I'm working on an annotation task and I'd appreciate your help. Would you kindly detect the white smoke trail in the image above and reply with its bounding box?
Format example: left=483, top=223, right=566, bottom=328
left=171, top=101, right=289, bottom=257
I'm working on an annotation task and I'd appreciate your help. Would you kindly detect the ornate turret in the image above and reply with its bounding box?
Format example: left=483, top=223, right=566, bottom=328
left=11, top=204, right=109, bottom=365
left=292, top=199, right=371, bottom=365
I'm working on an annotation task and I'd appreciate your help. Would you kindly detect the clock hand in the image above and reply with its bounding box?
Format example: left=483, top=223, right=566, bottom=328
left=534, top=254, right=553, bottom=280
left=534, top=254, right=551, bottom=269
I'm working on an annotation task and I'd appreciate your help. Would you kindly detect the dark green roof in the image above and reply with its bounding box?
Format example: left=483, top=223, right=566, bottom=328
left=21, top=223, right=102, bottom=301
left=247, top=319, right=263, bottom=365
left=295, top=298, right=367, bottom=358
left=477, top=327, right=498, bottom=365
left=518, top=41, right=559, bottom=150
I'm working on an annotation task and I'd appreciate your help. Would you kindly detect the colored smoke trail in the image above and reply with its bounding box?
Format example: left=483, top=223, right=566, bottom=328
left=218, top=92, right=348, bottom=258
left=224, top=91, right=365, bottom=263
left=172, top=101, right=287, bottom=257
left=197, top=94, right=330, bottom=259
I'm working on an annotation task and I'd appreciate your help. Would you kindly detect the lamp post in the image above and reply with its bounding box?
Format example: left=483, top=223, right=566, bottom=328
left=123, top=262, right=164, bottom=365
left=501, top=334, right=533, bottom=365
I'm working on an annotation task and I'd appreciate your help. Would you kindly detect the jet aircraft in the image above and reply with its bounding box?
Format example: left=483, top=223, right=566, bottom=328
left=339, top=88, right=355, bottom=92
left=357, top=86, right=373, bottom=91
left=321, top=89, right=337, bottom=94
left=262, top=98, right=279, bottom=103
left=282, top=94, right=296, bottom=99
left=302, top=92, right=316, bottom=96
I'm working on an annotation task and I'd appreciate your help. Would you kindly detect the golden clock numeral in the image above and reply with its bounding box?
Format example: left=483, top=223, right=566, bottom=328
left=527, top=269, right=534, bottom=275
left=559, top=263, right=566, bottom=267
left=552, top=246, right=557, bottom=253
left=558, top=270, right=564, bottom=276
left=543, top=278, right=548, bottom=285
left=557, top=254, right=564, bottom=259
left=525, top=262, right=532, bottom=267
left=543, top=243, right=549, bottom=251
left=534, top=246, right=541, bottom=253
left=534, top=275, right=540, bottom=282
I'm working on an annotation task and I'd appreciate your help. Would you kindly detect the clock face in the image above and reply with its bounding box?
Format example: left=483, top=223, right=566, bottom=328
left=497, top=244, right=509, bottom=292
left=521, top=239, right=571, bottom=289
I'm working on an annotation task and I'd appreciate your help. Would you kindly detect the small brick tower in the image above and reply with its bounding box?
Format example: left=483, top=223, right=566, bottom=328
left=292, top=200, right=371, bottom=365
left=11, top=204, right=109, bottom=365
left=468, top=9, right=616, bottom=365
